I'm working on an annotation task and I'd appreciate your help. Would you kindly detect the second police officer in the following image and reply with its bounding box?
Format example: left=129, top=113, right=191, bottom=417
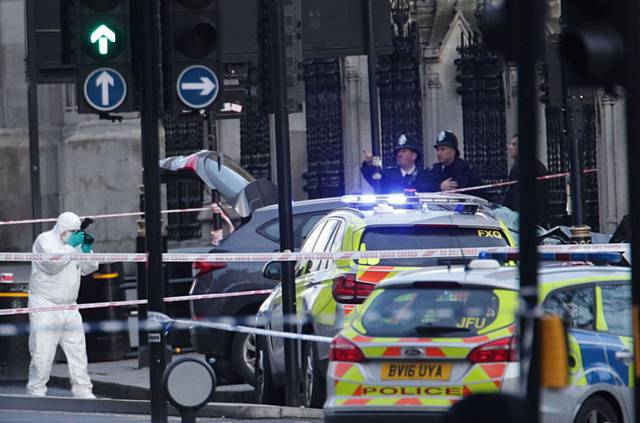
left=426, top=130, right=483, bottom=193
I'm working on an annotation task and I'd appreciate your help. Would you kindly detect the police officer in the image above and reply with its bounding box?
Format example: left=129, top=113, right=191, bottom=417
left=361, top=134, right=430, bottom=194
left=427, top=131, right=483, bottom=193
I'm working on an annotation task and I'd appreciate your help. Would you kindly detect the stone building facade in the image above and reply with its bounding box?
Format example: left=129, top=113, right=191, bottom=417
left=0, top=0, right=630, bottom=256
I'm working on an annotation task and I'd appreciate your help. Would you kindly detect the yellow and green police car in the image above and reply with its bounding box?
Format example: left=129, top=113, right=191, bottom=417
left=255, top=193, right=516, bottom=406
left=325, top=256, right=632, bottom=423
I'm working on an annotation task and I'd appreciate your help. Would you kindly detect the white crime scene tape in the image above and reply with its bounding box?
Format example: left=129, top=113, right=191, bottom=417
left=171, top=318, right=333, bottom=344
left=0, top=206, right=210, bottom=227
left=0, top=289, right=273, bottom=317
left=0, top=168, right=598, bottom=227
left=0, top=243, right=629, bottom=263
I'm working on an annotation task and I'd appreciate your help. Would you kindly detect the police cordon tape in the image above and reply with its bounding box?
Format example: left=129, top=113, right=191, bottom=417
left=0, top=289, right=273, bottom=317
left=0, top=244, right=629, bottom=318
left=170, top=316, right=333, bottom=344
left=0, top=243, right=630, bottom=264
left=0, top=206, right=210, bottom=227
left=0, top=168, right=597, bottom=227
left=0, top=313, right=332, bottom=345
left=447, top=168, right=597, bottom=194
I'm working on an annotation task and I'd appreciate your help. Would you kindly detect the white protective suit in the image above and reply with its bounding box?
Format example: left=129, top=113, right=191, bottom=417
left=26, top=212, right=99, bottom=398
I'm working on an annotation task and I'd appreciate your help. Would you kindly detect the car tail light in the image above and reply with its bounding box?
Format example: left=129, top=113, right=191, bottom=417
left=467, top=336, right=518, bottom=363
left=329, top=336, right=365, bottom=362
left=332, top=274, right=375, bottom=304
left=192, top=261, right=226, bottom=278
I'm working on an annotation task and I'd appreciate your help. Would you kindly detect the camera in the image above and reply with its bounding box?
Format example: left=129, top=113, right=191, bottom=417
left=76, top=217, right=95, bottom=245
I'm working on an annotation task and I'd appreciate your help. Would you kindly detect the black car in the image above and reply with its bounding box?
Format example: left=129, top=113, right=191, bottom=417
left=160, top=150, right=279, bottom=351
left=161, top=151, right=342, bottom=384
left=189, top=197, right=342, bottom=384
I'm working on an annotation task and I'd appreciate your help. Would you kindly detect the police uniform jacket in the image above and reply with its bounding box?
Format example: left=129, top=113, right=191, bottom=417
left=361, top=162, right=431, bottom=194
left=426, top=158, right=483, bottom=193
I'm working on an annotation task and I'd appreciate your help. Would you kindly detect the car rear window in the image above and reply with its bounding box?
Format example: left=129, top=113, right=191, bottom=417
left=358, top=226, right=509, bottom=267
left=361, top=287, right=516, bottom=337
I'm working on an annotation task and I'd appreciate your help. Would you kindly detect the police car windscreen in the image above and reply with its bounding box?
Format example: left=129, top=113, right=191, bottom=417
left=361, top=288, right=515, bottom=337
left=358, top=226, right=508, bottom=267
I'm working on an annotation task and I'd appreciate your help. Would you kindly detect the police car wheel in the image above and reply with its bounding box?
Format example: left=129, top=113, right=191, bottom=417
left=574, top=397, right=619, bottom=423
left=254, top=336, right=284, bottom=405
left=232, top=332, right=256, bottom=386
left=302, top=342, right=325, bottom=408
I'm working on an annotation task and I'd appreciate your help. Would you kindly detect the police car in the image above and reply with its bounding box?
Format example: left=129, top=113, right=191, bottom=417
left=255, top=193, right=516, bottom=406
left=325, top=255, right=632, bottom=423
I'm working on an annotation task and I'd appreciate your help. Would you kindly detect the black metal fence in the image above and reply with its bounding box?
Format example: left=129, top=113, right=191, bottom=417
left=303, top=58, right=345, bottom=198
left=378, top=3, right=423, bottom=167
left=455, top=36, right=508, bottom=203
left=163, top=113, right=204, bottom=241
left=240, top=72, right=272, bottom=181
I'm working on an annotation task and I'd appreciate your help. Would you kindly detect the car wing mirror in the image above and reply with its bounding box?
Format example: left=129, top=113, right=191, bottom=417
left=262, top=261, right=282, bottom=280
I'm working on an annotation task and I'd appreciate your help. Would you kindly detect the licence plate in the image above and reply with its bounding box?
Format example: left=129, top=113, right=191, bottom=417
left=381, top=362, right=452, bottom=381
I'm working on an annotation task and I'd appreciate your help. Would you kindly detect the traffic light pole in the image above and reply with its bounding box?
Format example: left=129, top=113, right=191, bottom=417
left=25, top=0, right=42, bottom=240
left=141, top=1, right=168, bottom=421
left=623, top=0, right=640, bottom=412
left=515, top=1, right=543, bottom=423
left=364, top=0, right=381, bottom=159
left=565, top=95, right=584, bottom=226
left=271, top=0, right=300, bottom=407
left=27, top=81, right=43, bottom=240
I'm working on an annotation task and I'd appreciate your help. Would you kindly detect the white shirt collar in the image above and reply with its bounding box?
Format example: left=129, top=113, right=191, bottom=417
left=401, top=166, right=416, bottom=177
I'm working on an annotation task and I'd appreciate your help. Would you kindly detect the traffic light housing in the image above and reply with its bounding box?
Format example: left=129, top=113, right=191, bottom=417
left=161, top=0, right=223, bottom=112
left=25, top=0, right=76, bottom=84
left=478, top=0, right=516, bottom=62
left=75, top=0, right=136, bottom=113
left=559, top=0, right=627, bottom=87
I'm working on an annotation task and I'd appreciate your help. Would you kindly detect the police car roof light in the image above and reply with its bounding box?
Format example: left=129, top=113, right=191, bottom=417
left=342, top=195, right=359, bottom=204
left=360, top=195, right=377, bottom=204
left=388, top=194, right=407, bottom=205
left=478, top=251, right=624, bottom=265
left=467, top=259, right=501, bottom=270
left=454, top=204, right=479, bottom=215
left=340, top=193, right=486, bottom=209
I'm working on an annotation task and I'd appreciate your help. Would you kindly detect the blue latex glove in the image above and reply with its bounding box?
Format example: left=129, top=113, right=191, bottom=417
left=81, top=243, right=92, bottom=253
left=67, top=231, right=84, bottom=248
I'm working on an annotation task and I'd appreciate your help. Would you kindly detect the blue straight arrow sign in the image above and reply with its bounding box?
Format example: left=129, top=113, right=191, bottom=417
left=96, top=71, right=115, bottom=105
left=83, top=68, right=127, bottom=112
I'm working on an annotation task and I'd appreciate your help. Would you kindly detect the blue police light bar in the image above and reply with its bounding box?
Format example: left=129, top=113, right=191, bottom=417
left=454, top=204, right=479, bottom=215
left=340, top=193, right=487, bottom=208
left=478, top=251, right=624, bottom=264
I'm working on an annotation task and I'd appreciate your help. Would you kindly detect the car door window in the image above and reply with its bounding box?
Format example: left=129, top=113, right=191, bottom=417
left=257, top=213, right=327, bottom=247
left=257, top=218, right=281, bottom=242
left=318, top=221, right=345, bottom=271
left=299, top=214, right=326, bottom=245
left=295, top=221, right=328, bottom=276
left=308, top=219, right=339, bottom=272
left=543, top=287, right=595, bottom=330
left=601, top=283, right=631, bottom=336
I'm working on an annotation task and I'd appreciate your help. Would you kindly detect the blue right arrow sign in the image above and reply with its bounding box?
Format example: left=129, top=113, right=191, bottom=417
left=176, top=65, right=220, bottom=109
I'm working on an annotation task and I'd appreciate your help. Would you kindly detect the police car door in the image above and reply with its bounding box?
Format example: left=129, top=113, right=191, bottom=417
left=598, top=282, right=633, bottom=416
left=542, top=286, right=604, bottom=405
left=270, top=219, right=340, bottom=370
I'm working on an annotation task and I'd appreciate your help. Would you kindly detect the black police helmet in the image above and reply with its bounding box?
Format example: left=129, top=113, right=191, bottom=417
left=433, top=130, right=460, bottom=157
left=393, top=134, right=421, bottom=161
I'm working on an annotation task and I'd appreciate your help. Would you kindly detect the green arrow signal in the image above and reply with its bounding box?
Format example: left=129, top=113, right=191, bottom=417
left=90, top=24, right=117, bottom=56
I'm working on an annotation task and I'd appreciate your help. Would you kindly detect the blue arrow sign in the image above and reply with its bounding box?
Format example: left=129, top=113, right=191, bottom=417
left=83, top=68, right=127, bottom=112
left=177, top=65, right=220, bottom=109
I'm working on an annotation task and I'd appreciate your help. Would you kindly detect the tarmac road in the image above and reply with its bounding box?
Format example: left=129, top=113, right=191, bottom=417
left=1, top=409, right=319, bottom=423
